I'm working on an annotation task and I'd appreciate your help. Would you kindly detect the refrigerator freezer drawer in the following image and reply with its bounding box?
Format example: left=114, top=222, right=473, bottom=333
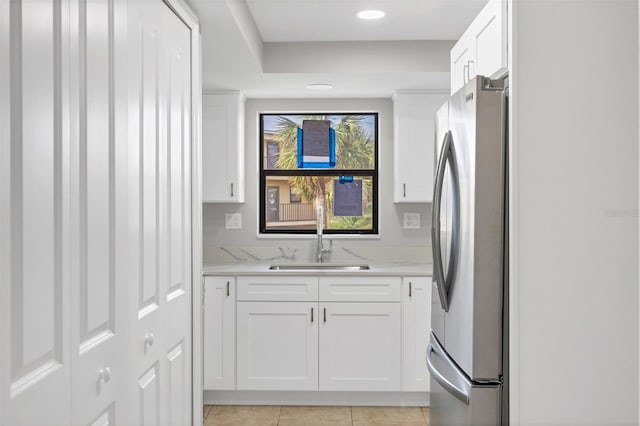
left=430, top=377, right=500, bottom=426
left=427, top=334, right=501, bottom=426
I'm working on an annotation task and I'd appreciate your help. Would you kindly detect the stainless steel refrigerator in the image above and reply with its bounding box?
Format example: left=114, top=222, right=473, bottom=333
left=428, top=76, right=508, bottom=426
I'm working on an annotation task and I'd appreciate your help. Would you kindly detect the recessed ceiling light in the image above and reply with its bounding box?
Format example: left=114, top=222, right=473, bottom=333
left=306, top=83, right=334, bottom=90
left=356, top=10, right=385, bottom=20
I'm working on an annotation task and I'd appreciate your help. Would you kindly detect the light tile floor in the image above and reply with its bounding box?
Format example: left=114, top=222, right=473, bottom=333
left=203, top=405, right=430, bottom=426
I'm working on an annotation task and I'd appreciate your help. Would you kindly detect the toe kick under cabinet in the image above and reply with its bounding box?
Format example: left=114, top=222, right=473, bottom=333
left=203, top=274, right=431, bottom=396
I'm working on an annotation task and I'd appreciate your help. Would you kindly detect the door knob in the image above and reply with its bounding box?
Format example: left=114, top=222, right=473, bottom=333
left=144, top=333, right=155, bottom=348
left=98, top=367, right=112, bottom=383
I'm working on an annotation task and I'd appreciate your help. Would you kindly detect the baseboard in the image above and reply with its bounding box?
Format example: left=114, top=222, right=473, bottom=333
left=204, top=390, right=430, bottom=407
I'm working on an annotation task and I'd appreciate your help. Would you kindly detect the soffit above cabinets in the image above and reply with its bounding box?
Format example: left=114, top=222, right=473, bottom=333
left=246, top=0, right=488, bottom=43
left=187, top=0, right=489, bottom=97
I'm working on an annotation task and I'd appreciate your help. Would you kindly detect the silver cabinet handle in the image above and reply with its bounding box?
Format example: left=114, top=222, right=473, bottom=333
left=226, top=281, right=230, bottom=297
left=467, top=60, right=474, bottom=82
left=311, top=307, right=314, bottom=323
left=403, top=183, right=406, bottom=198
left=323, top=307, right=326, bottom=323
left=463, top=64, right=468, bottom=84
left=409, top=281, right=412, bottom=297
left=98, top=367, right=112, bottom=383
left=230, top=182, right=234, bottom=198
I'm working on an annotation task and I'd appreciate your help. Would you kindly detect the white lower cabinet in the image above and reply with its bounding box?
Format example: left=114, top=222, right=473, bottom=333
left=204, top=274, right=431, bottom=396
left=204, top=277, right=236, bottom=390
left=236, top=301, right=318, bottom=390
left=401, top=277, right=431, bottom=392
left=319, top=302, right=401, bottom=391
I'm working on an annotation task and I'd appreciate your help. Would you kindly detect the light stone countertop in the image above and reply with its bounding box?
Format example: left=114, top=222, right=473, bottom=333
left=202, top=262, right=432, bottom=277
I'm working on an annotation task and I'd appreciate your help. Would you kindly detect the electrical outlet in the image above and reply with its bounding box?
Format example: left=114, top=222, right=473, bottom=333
left=225, top=213, right=242, bottom=230
left=403, top=212, right=421, bottom=229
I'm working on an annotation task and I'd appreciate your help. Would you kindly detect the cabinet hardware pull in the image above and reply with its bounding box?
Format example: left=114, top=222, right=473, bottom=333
left=323, top=307, right=327, bottom=323
left=230, top=183, right=234, bottom=197
left=311, top=307, right=314, bottom=323
left=403, top=183, right=406, bottom=198
left=409, top=282, right=412, bottom=297
left=226, top=281, right=230, bottom=297
left=463, top=64, right=469, bottom=84
left=467, top=60, right=474, bottom=82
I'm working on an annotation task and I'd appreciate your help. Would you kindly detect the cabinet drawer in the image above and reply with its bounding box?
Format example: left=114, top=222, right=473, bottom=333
left=237, top=276, right=319, bottom=301
left=319, top=277, right=401, bottom=302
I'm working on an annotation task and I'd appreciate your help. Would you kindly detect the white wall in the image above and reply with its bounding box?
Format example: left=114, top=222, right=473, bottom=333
left=203, top=97, right=435, bottom=262
left=509, top=1, right=639, bottom=424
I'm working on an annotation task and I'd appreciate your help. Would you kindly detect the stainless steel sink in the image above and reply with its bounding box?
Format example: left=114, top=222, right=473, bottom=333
left=269, top=264, right=370, bottom=271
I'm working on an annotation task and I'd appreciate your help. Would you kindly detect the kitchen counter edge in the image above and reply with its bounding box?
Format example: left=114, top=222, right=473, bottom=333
left=202, top=263, right=432, bottom=277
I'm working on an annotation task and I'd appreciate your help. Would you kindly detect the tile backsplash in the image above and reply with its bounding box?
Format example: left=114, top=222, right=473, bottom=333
left=204, top=243, right=432, bottom=265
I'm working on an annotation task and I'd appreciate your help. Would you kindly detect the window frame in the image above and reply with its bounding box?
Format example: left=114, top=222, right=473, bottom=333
left=258, top=112, right=379, bottom=235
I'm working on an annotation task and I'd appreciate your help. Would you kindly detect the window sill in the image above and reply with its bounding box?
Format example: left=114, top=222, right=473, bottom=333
left=255, top=233, right=381, bottom=240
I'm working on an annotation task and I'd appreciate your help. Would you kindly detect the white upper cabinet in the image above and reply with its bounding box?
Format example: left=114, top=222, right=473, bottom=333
left=393, top=92, right=449, bottom=203
left=202, top=92, right=245, bottom=203
left=450, top=0, right=508, bottom=94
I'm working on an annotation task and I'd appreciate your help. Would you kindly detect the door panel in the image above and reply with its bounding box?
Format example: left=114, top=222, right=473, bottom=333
left=2, top=1, right=71, bottom=424
left=319, top=303, right=401, bottom=391
left=128, top=1, right=192, bottom=424
left=70, top=0, right=129, bottom=424
left=237, top=302, right=318, bottom=390
left=137, top=364, right=160, bottom=426
left=89, top=404, right=115, bottom=426
left=204, top=277, right=236, bottom=390
left=401, top=277, right=431, bottom=392
left=166, top=342, right=187, bottom=424
left=434, top=79, right=506, bottom=382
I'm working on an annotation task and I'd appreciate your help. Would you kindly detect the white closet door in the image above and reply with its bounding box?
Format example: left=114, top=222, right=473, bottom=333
left=68, top=0, right=129, bottom=424
left=161, top=6, right=192, bottom=426
left=1, top=1, right=72, bottom=424
left=127, top=1, right=192, bottom=425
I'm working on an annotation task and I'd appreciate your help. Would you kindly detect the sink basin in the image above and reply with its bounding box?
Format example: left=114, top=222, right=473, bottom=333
left=269, top=264, right=370, bottom=271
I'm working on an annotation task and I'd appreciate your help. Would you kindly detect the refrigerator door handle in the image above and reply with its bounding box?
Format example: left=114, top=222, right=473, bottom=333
left=426, top=335, right=471, bottom=405
left=432, top=130, right=459, bottom=312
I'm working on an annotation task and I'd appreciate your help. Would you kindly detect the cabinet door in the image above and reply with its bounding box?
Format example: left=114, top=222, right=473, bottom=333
left=237, top=302, right=318, bottom=390
left=393, top=92, right=449, bottom=203
left=450, top=0, right=507, bottom=94
left=202, top=92, right=245, bottom=203
left=204, top=277, right=236, bottom=390
left=450, top=37, right=475, bottom=94
left=471, top=0, right=507, bottom=80
left=319, top=303, right=401, bottom=391
left=401, top=277, right=431, bottom=392
left=237, top=276, right=318, bottom=302
left=319, top=276, right=401, bottom=302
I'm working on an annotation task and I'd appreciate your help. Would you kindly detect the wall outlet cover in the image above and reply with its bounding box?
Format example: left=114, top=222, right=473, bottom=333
left=225, top=213, right=242, bottom=230
left=403, top=212, right=421, bottom=229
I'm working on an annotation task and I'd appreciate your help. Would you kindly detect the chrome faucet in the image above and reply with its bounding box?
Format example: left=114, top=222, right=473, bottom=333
left=316, top=234, right=332, bottom=263
left=316, top=205, right=331, bottom=263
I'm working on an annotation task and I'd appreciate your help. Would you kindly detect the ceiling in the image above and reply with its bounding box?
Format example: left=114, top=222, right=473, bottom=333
left=187, top=0, right=489, bottom=98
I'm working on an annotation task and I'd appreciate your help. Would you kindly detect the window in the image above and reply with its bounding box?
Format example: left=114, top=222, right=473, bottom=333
left=259, top=113, right=378, bottom=235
